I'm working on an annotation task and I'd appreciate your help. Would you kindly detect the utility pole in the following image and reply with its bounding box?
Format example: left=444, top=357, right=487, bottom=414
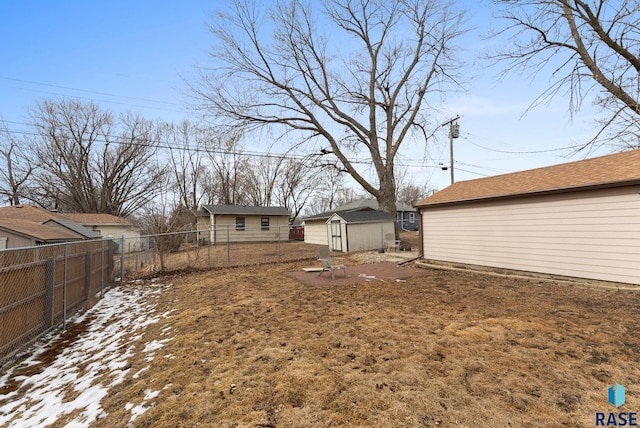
left=441, top=115, right=460, bottom=185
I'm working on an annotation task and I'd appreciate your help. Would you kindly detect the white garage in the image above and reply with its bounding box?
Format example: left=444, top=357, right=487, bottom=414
left=415, top=149, right=640, bottom=285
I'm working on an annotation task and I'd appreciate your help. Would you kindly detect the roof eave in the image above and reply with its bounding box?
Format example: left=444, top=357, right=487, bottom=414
left=417, top=179, right=640, bottom=208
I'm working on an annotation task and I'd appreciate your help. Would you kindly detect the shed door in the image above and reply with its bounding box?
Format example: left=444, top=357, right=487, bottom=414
left=330, top=220, right=343, bottom=252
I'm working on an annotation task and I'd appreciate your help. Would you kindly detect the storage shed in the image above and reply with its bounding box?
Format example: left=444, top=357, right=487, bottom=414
left=415, top=149, right=640, bottom=285
left=325, top=210, right=395, bottom=253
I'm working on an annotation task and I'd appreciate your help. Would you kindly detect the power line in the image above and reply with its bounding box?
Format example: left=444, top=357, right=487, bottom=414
left=463, top=136, right=584, bottom=155
left=1, top=125, right=452, bottom=169
left=2, top=85, right=187, bottom=114
left=0, top=76, right=181, bottom=107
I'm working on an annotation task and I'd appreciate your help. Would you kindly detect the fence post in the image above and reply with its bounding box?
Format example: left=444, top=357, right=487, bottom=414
left=63, top=244, right=68, bottom=330
left=207, top=227, right=211, bottom=269
left=120, top=235, right=125, bottom=281
left=226, top=225, right=230, bottom=265
left=85, top=248, right=92, bottom=302
left=45, top=257, right=56, bottom=328
left=100, top=239, right=105, bottom=298
left=278, top=227, right=281, bottom=263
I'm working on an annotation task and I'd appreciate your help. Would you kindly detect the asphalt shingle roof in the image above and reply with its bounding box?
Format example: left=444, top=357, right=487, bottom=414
left=335, top=198, right=416, bottom=212
left=43, top=218, right=102, bottom=239
left=416, top=148, right=640, bottom=207
left=329, top=210, right=395, bottom=223
left=0, top=205, right=59, bottom=222
left=202, top=205, right=290, bottom=216
left=0, top=218, right=83, bottom=242
left=62, top=213, right=135, bottom=226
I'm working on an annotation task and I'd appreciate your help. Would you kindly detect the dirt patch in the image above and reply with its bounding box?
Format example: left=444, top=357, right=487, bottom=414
left=287, top=262, right=430, bottom=286
left=6, top=253, right=640, bottom=427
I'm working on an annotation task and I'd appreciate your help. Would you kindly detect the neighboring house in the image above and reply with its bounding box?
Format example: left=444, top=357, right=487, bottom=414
left=0, top=205, right=141, bottom=252
left=0, top=218, right=84, bottom=249
left=196, top=205, right=291, bottom=244
left=415, top=149, right=640, bottom=285
left=0, top=205, right=100, bottom=249
left=334, top=198, right=419, bottom=231
left=62, top=213, right=142, bottom=253
left=325, top=210, right=396, bottom=253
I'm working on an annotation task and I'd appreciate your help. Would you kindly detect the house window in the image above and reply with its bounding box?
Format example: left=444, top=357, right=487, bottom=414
left=409, top=212, right=416, bottom=222
left=236, top=217, right=245, bottom=231
left=261, top=217, right=270, bottom=231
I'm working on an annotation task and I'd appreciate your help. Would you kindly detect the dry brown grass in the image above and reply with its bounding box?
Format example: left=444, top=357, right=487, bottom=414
left=81, top=251, right=640, bottom=428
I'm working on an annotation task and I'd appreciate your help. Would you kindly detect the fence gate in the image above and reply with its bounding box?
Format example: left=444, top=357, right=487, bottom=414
left=330, top=220, right=343, bottom=252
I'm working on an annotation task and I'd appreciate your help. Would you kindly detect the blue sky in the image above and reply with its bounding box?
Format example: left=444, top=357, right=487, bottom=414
left=0, top=1, right=612, bottom=192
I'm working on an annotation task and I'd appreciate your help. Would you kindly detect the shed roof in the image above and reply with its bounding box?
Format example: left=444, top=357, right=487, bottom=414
left=0, top=218, right=83, bottom=242
left=304, top=199, right=414, bottom=221
left=415, top=148, right=640, bottom=207
left=335, top=198, right=416, bottom=212
left=328, top=210, right=395, bottom=224
left=202, top=204, right=290, bottom=216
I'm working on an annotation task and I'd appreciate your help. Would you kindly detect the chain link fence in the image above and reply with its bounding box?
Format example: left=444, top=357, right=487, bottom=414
left=0, top=240, right=115, bottom=368
left=113, top=226, right=319, bottom=278
left=112, top=223, right=421, bottom=278
left=1, top=222, right=418, bottom=369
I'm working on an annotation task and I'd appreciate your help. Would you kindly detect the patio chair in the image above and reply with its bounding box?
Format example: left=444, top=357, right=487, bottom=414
left=318, top=245, right=347, bottom=279
left=385, top=233, right=401, bottom=252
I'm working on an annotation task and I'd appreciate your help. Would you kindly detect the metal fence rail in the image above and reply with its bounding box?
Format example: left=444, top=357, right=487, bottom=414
left=114, top=226, right=318, bottom=278
left=0, top=240, right=115, bottom=368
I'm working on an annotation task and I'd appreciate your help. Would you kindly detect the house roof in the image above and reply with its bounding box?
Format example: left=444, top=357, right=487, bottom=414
left=415, top=148, right=640, bottom=207
left=43, top=218, right=102, bottom=239
left=0, top=218, right=83, bottom=242
left=0, top=204, right=100, bottom=239
left=201, top=204, right=290, bottom=216
left=61, top=213, right=136, bottom=227
left=0, top=204, right=61, bottom=222
left=328, top=210, right=395, bottom=224
left=336, top=198, right=416, bottom=212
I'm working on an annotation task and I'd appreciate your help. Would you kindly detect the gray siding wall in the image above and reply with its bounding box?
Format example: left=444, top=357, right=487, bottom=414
left=345, top=222, right=395, bottom=252
left=0, top=231, right=34, bottom=249
left=420, top=185, right=640, bottom=285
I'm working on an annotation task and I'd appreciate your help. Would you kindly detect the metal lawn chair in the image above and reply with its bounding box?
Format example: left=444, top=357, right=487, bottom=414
left=385, top=232, right=401, bottom=252
left=318, top=245, right=347, bottom=279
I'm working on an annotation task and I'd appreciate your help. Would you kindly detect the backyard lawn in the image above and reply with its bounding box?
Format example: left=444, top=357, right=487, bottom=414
left=1, top=246, right=639, bottom=427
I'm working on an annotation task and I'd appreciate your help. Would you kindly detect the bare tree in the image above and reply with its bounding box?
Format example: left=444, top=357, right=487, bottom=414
left=192, top=0, right=467, bottom=217
left=202, top=132, right=249, bottom=205
left=138, top=163, right=193, bottom=272
left=303, top=167, right=349, bottom=215
left=491, top=1, right=640, bottom=150
left=241, top=156, right=286, bottom=206
left=30, top=99, right=165, bottom=216
left=276, top=157, right=323, bottom=222
left=396, top=182, right=434, bottom=205
left=0, top=121, right=37, bottom=205
left=165, top=121, right=207, bottom=211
